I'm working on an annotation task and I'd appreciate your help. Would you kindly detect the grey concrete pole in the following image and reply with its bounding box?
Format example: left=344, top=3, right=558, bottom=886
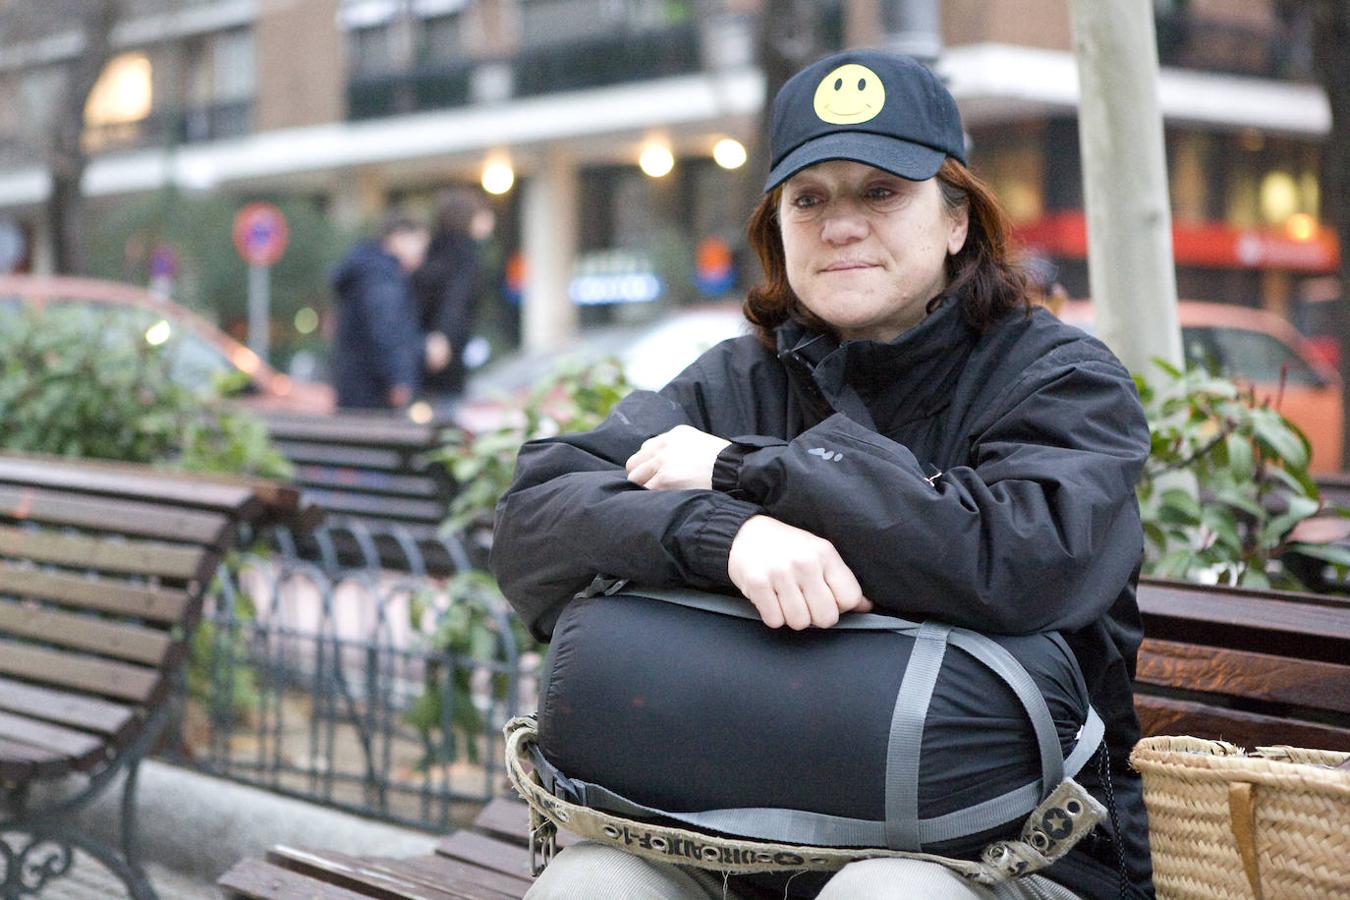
left=247, top=262, right=270, bottom=364
left=1069, top=0, right=1184, bottom=374
left=522, top=147, right=579, bottom=352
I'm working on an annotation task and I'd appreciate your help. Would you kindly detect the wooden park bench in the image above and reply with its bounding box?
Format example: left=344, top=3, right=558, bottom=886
left=259, top=411, right=468, bottom=576
left=0, top=452, right=307, bottom=900
left=219, top=796, right=550, bottom=899
left=1133, top=576, right=1350, bottom=751
left=217, top=575, right=1350, bottom=899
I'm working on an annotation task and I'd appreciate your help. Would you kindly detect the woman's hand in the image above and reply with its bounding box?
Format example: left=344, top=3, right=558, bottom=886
left=625, top=425, right=731, bottom=491
left=728, top=515, right=873, bottom=630
left=425, top=331, right=452, bottom=372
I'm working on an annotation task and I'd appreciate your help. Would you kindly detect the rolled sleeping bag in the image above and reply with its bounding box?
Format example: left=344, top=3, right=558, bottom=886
left=533, top=583, right=1104, bottom=858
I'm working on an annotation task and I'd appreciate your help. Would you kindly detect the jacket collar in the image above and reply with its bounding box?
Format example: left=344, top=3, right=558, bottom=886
left=775, top=295, right=977, bottom=428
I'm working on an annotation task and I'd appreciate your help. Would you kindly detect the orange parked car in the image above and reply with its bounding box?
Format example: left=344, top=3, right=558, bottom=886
left=0, top=274, right=334, bottom=415
left=1057, top=300, right=1343, bottom=473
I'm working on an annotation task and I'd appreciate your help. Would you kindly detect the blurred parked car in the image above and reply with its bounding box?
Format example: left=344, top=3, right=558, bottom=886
left=0, top=274, right=334, bottom=414
left=1057, top=300, right=1343, bottom=473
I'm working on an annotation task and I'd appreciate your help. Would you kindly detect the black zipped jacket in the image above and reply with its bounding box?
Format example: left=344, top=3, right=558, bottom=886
left=492, top=297, right=1155, bottom=898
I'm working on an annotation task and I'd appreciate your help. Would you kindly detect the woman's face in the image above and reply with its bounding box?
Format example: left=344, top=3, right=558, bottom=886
left=778, top=160, right=968, bottom=343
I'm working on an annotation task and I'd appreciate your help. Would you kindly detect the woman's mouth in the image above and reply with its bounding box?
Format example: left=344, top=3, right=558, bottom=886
left=822, top=261, right=879, bottom=272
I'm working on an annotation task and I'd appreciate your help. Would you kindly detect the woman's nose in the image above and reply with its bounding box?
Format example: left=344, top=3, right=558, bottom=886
left=820, top=210, right=868, bottom=245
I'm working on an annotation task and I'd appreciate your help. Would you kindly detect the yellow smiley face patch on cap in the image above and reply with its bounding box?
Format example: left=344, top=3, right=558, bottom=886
left=812, top=64, right=885, bottom=125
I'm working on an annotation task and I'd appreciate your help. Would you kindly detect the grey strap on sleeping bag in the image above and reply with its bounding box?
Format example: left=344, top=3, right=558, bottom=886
left=543, top=585, right=1107, bottom=850
left=885, top=622, right=950, bottom=850
left=529, top=709, right=1104, bottom=849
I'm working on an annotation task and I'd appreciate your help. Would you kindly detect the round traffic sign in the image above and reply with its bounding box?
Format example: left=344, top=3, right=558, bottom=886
left=233, top=202, right=289, bottom=267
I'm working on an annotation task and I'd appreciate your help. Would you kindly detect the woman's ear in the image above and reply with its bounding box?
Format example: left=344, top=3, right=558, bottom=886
left=947, top=202, right=970, bottom=256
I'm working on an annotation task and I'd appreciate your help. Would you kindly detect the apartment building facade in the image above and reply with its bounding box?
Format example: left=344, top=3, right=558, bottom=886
left=0, top=0, right=1335, bottom=350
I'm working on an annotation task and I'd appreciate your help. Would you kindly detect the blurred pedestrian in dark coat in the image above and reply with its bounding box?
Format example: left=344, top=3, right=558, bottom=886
left=412, top=188, right=493, bottom=409
left=331, top=215, right=429, bottom=410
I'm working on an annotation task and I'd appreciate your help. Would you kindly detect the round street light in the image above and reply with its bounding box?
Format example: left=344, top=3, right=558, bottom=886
left=713, top=138, right=747, bottom=170
left=639, top=143, right=675, bottom=178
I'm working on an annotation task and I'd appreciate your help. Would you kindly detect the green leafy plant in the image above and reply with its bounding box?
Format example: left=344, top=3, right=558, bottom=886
left=189, top=565, right=261, bottom=727
left=435, top=357, right=635, bottom=536
left=0, top=305, right=291, bottom=479
left=1136, top=360, right=1350, bottom=589
left=405, top=570, right=540, bottom=767
left=407, top=360, right=635, bottom=764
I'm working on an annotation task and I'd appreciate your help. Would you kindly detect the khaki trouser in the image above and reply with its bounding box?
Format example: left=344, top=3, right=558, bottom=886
left=526, top=841, right=1084, bottom=900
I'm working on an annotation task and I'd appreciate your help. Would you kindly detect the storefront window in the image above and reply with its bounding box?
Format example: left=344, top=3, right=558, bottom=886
left=970, top=126, right=1044, bottom=226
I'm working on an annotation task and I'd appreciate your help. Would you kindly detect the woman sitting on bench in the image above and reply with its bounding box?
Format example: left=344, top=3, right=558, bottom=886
left=493, top=48, right=1154, bottom=900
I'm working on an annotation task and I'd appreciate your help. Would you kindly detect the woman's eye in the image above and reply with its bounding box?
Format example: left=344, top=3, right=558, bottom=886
left=865, top=186, right=896, bottom=201
left=791, top=194, right=821, bottom=209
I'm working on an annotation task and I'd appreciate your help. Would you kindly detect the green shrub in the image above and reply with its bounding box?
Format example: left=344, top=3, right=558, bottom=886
left=436, top=357, right=635, bottom=537
left=1135, top=360, right=1350, bottom=589
left=407, top=360, right=635, bottom=762
left=0, top=305, right=290, bottom=479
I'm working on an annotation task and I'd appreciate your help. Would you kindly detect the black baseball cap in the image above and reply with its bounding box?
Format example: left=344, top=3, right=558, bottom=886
left=764, top=49, right=966, bottom=192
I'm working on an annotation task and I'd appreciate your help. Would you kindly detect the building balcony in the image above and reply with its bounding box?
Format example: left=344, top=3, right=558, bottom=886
left=81, top=100, right=255, bottom=154
left=346, top=22, right=702, bottom=120
left=1155, top=13, right=1315, bottom=82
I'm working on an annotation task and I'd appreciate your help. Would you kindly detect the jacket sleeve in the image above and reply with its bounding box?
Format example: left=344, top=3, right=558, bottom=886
left=490, top=374, right=762, bottom=641
left=720, top=348, right=1149, bottom=635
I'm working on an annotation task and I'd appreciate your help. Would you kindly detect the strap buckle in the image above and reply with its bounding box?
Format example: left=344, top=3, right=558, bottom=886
left=528, top=809, right=558, bottom=877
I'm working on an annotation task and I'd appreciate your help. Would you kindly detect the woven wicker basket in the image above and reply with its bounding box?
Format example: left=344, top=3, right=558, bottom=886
left=1130, top=736, right=1350, bottom=899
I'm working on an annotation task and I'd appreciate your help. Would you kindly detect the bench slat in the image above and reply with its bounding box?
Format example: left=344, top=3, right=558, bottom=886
left=0, top=485, right=233, bottom=546
left=266, top=847, right=460, bottom=900
left=319, top=519, right=445, bottom=542
left=294, top=466, right=442, bottom=499
left=0, top=638, right=161, bottom=703
left=0, top=710, right=104, bottom=762
left=0, top=564, right=190, bottom=623
left=371, top=854, right=530, bottom=900
left=0, top=736, right=61, bottom=768
left=300, top=489, right=447, bottom=523
left=1138, top=579, right=1350, bottom=663
left=0, top=455, right=263, bottom=519
left=0, top=597, right=173, bottom=665
left=273, top=442, right=406, bottom=472
left=0, top=676, right=134, bottom=738
left=270, top=846, right=527, bottom=900
left=1135, top=694, right=1350, bottom=751
left=0, top=527, right=207, bottom=580
left=263, top=414, right=438, bottom=447
left=1137, top=638, right=1350, bottom=715
left=435, top=832, right=533, bottom=881
left=219, top=858, right=374, bottom=899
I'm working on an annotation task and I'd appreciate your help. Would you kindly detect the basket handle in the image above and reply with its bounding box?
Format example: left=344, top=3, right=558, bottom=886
left=1228, top=781, right=1263, bottom=899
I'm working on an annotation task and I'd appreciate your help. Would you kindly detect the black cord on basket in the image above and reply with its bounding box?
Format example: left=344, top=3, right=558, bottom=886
left=1096, top=744, right=1129, bottom=900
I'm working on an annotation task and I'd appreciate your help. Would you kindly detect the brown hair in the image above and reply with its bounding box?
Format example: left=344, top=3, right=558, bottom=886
left=434, top=186, right=483, bottom=237
left=743, top=158, right=1031, bottom=347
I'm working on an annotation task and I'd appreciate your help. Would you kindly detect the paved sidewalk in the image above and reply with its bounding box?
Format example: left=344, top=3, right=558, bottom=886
left=15, top=758, right=441, bottom=898
left=35, top=855, right=218, bottom=900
